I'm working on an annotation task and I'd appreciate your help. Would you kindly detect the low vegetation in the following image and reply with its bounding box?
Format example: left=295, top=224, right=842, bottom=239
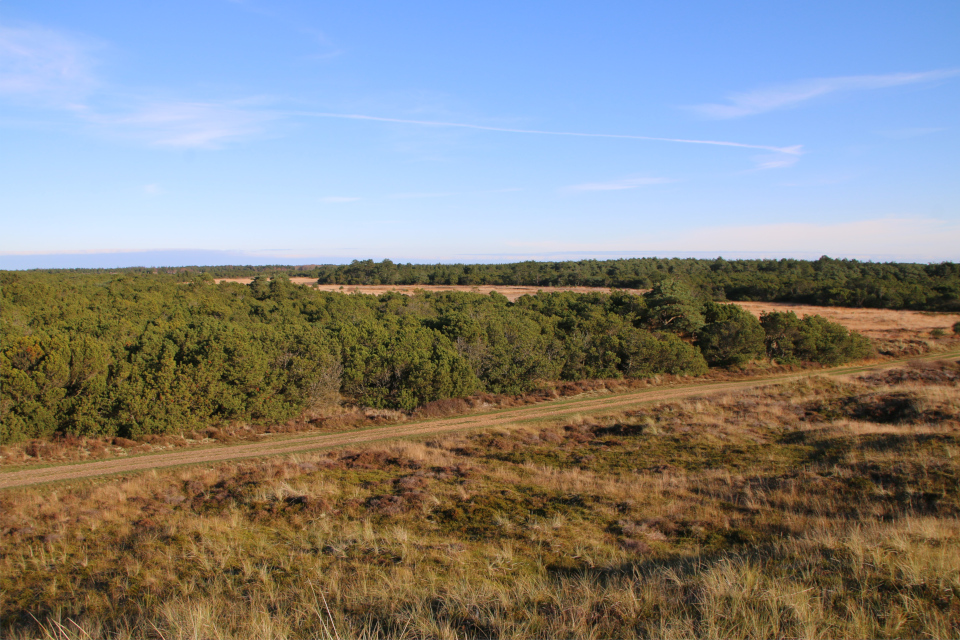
left=1, top=272, right=874, bottom=443
left=93, top=255, right=960, bottom=311
left=2, top=358, right=958, bottom=638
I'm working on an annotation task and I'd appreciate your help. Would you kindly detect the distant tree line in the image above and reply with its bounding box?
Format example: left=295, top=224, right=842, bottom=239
left=306, top=257, right=960, bottom=311
left=24, top=256, right=959, bottom=311
left=2, top=271, right=873, bottom=442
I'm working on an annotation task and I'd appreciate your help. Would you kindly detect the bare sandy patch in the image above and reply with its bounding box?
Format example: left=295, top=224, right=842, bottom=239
left=213, top=280, right=645, bottom=300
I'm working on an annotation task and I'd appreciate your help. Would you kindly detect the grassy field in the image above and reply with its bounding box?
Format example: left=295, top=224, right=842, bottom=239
left=733, top=301, right=960, bottom=356
left=2, top=358, right=958, bottom=639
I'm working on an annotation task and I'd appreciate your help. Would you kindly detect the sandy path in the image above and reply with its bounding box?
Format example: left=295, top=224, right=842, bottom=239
left=4, top=351, right=956, bottom=490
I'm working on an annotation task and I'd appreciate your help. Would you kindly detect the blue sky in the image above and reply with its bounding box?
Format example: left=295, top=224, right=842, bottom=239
left=1, top=1, right=958, bottom=268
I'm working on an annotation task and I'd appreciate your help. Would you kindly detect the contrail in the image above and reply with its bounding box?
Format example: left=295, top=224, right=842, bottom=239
left=293, top=111, right=803, bottom=155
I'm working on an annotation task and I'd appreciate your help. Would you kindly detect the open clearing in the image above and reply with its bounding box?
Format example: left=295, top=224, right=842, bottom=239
left=3, top=350, right=956, bottom=489
left=213, top=279, right=646, bottom=300
left=735, top=300, right=960, bottom=340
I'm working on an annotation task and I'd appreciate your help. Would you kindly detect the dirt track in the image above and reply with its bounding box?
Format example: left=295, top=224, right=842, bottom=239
left=4, top=351, right=957, bottom=490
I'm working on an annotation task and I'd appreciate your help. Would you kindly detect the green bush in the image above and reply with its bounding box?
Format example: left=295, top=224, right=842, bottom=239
left=618, top=328, right=708, bottom=377
left=760, top=311, right=873, bottom=365
left=695, top=302, right=765, bottom=367
left=643, top=279, right=705, bottom=335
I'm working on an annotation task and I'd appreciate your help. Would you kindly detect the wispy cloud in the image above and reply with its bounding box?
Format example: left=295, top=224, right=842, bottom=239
left=295, top=110, right=803, bottom=156
left=320, top=196, right=361, bottom=203
left=143, top=183, right=163, bottom=196
left=0, top=23, right=96, bottom=105
left=748, top=153, right=800, bottom=171
left=1, top=22, right=804, bottom=158
left=565, top=176, right=674, bottom=192
left=86, top=100, right=276, bottom=148
left=690, top=70, right=960, bottom=119
left=0, top=23, right=273, bottom=148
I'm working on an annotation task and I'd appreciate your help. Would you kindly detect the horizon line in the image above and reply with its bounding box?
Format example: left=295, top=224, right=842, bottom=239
left=1, top=248, right=956, bottom=270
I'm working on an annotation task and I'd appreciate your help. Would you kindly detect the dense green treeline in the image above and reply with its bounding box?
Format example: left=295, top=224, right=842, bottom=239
left=309, top=256, right=960, bottom=310
left=19, top=256, right=960, bottom=310
left=2, top=271, right=871, bottom=443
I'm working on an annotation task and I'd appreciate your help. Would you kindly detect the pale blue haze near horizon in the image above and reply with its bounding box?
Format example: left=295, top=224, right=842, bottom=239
left=1, top=1, right=958, bottom=268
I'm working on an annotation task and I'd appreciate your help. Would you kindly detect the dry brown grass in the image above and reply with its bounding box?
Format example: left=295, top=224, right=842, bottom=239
left=213, top=279, right=647, bottom=300
left=735, top=300, right=960, bottom=341
left=2, top=359, right=959, bottom=638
